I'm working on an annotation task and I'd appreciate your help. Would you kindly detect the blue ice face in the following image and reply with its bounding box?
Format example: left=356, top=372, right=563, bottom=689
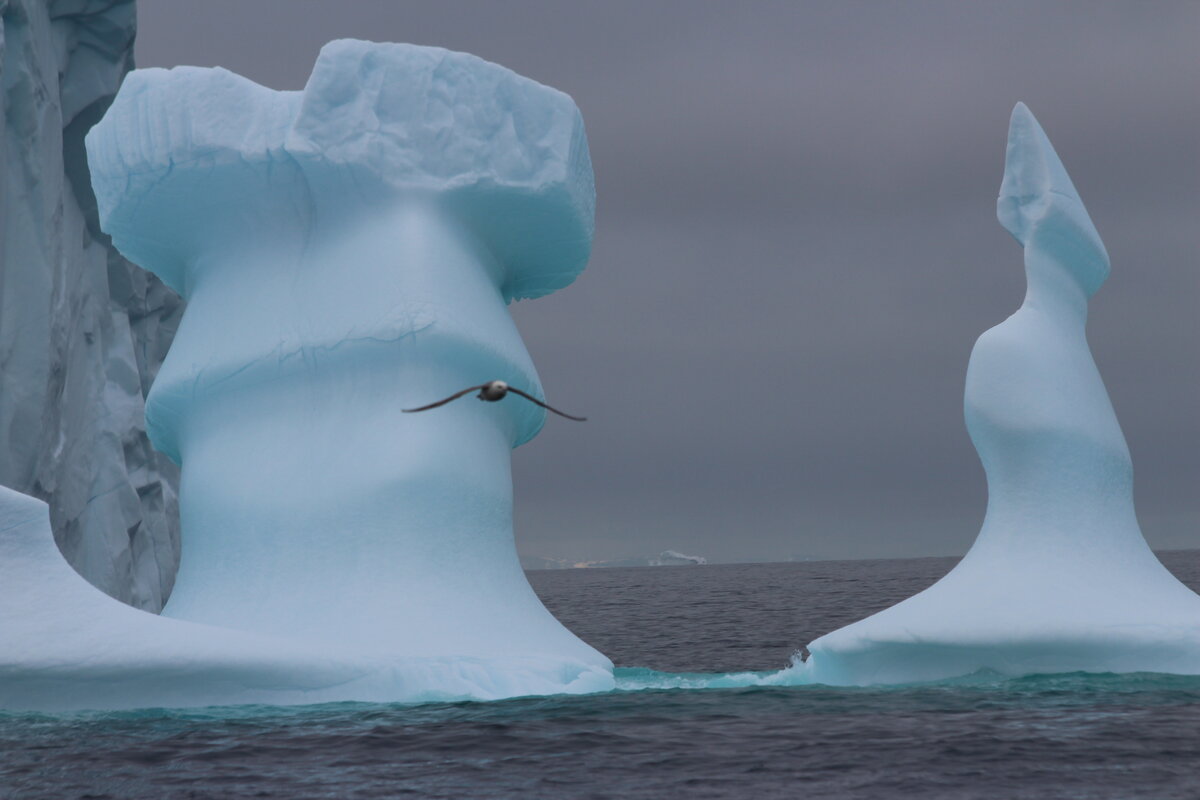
left=59, top=39, right=613, bottom=706
left=996, top=103, right=1110, bottom=297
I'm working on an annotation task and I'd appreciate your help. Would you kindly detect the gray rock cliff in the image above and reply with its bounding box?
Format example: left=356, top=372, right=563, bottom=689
left=0, top=0, right=181, bottom=610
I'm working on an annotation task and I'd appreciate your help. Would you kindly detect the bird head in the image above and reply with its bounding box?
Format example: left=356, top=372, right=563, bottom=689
left=480, top=380, right=509, bottom=402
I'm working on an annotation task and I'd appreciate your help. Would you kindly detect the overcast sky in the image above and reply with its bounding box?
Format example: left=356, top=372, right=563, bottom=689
left=136, top=1, right=1198, bottom=564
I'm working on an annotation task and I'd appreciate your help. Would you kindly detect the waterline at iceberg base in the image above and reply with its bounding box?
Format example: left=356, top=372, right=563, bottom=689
left=8, top=559, right=1200, bottom=800
left=0, top=486, right=610, bottom=712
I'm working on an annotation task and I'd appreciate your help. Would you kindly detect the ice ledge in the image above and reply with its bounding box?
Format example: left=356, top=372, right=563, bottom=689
left=85, top=40, right=594, bottom=302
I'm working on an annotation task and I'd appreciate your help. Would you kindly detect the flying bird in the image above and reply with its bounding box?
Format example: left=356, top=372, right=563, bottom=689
left=402, top=380, right=587, bottom=421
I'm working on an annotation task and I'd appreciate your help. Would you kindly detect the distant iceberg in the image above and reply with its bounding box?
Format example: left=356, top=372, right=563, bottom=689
left=523, top=550, right=708, bottom=569
left=651, top=551, right=709, bottom=566
left=801, top=104, right=1200, bottom=686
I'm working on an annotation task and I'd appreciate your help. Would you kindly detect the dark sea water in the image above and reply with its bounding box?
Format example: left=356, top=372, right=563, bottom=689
left=4, top=552, right=1200, bottom=799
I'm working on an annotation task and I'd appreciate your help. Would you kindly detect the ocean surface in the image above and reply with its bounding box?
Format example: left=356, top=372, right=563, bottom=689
left=3, top=552, right=1200, bottom=799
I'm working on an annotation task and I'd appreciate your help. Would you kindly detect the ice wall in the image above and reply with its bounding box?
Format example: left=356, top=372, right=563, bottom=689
left=85, top=39, right=600, bottom=661
left=802, top=104, right=1200, bottom=685
left=1, top=40, right=612, bottom=711
left=2, top=39, right=611, bottom=712
left=0, top=0, right=182, bottom=611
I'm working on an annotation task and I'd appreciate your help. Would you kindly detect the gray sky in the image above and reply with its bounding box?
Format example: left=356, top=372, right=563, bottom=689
left=136, top=1, right=1198, bottom=564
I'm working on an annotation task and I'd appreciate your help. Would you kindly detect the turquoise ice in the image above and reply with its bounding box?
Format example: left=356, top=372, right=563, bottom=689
left=800, top=104, right=1200, bottom=685
left=0, top=40, right=611, bottom=710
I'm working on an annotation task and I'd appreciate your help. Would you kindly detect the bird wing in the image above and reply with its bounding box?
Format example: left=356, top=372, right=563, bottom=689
left=507, top=387, right=588, bottom=421
left=402, top=384, right=487, bottom=413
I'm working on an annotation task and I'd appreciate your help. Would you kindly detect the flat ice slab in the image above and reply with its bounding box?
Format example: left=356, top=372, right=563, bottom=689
left=802, top=104, right=1200, bottom=686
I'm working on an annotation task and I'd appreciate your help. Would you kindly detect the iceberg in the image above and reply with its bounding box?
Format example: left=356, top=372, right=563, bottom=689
left=802, top=104, right=1200, bottom=685
left=651, top=550, right=708, bottom=566
left=0, top=40, right=611, bottom=711
left=0, top=0, right=182, bottom=612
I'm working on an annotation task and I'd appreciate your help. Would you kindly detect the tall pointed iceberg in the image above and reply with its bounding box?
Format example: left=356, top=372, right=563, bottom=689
left=803, top=104, right=1200, bottom=685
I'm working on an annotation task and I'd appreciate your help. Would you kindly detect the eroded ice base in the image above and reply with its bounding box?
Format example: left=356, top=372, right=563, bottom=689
left=0, top=487, right=612, bottom=712
left=799, top=551, right=1200, bottom=686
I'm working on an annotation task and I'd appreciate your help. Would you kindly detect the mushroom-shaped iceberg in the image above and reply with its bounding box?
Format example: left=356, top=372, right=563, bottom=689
left=802, top=103, right=1200, bottom=685
left=0, top=40, right=610, bottom=710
